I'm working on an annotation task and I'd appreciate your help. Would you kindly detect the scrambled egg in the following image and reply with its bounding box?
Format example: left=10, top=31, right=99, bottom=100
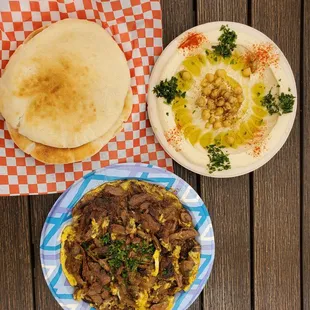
left=151, top=250, right=160, bottom=276
left=184, top=251, right=200, bottom=291
left=60, top=225, right=77, bottom=286
left=172, top=245, right=181, bottom=275
left=136, top=291, right=149, bottom=310
left=101, top=217, right=110, bottom=230
left=127, top=217, right=137, bottom=234
left=91, top=218, right=99, bottom=239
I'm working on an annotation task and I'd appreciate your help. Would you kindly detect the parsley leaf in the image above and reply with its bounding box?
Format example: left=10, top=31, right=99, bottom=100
left=206, top=144, right=231, bottom=173
left=261, top=90, right=295, bottom=115
left=153, top=76, right=186, bottom=104
left=100, top=233, right=110, bottom=245
left=212, top=25, right=237, bottom=58
left=278, top=93, right=295, bottom=114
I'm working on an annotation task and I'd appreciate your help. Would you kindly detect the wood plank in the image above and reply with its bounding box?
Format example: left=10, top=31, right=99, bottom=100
left=160, top=1, right=201, bottom=309
left=196, top=1, right=252, bottom=309
left=0, top=196, right=34, bottom=309
left=302, top=0, right=309, bottom=308
left=30, top=194, right=62, bottom=310
left=251, top=0, right=301, bottom=309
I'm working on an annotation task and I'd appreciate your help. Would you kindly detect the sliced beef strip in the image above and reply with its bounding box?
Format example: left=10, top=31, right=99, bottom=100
left=180, top=260, right=195, bottom=276
left=89, top=294, right=103, bottom=306
left=97, top=270, right=111, bottom=286
left=169, top=228, right=198, bottom=242
left=103, top=184, right=126, bottom=196
left=158, top=219, right=177, bottom=239
left=150, top=301, right=170, bottom=310
left=141, top=213, right=161, bottom=233
left=180, top=211, right=192, bottom=224
left=129, top=193, right=154, bottom=208
left=110, top=224, right=126, bottom=235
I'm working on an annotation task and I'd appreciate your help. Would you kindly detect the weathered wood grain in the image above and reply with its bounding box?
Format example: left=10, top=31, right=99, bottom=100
left=303, top=0, right=309, bottom=308
left=251, top=0, right=301, bottom=309
left=160, top=1, right=201, bottom=309
left=0, top=196, right=34, bottom=309
left=196, top=1, right=252, bottom=309
left=30, top=194, right=62, bottom=310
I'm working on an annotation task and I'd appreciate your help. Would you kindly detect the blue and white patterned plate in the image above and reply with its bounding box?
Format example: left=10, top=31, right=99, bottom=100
left=40, top=163, right=215, bottom=310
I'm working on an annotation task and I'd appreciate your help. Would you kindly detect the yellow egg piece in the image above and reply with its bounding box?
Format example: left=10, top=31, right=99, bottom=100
left=239, top=123, right=254, bottom=140
left=172, top=97, right=188, bottom=111
left=251, top=82, right=266, bottom=98
left=174, top=108, right=192, bottom=128
left=253, top=105, right=268, bottom=117
left=176, top=72, right=193, bottom=91
left=183, top=55, right=204, bottom=76
left=188, top=127, right=202, bottom=145
left=205, top=49, right=222, bottom=65
left=200, top=132, right=214, bottom=147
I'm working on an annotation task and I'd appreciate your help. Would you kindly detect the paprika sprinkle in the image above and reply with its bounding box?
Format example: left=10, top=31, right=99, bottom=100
left=244, top=43, right=280, bottom=76
left=178, top=32, right=206, bottom=51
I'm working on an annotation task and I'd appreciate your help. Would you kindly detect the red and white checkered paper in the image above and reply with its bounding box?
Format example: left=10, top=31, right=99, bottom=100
left=0, top=0, right=173, bottom=196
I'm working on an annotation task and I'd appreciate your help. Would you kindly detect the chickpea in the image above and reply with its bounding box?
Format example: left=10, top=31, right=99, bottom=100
left=215, top=107, right=224, bottom=116
left=237, top=94, right=244, bottom=103
left=196, top=96, right=206, bottom=107
left=220, top=88, right=227, bottom=96
left=229, top=96, right=237, bottom=104
left=223, top=120, right=231, bottom=127
left=207, top=98, right=215, bottom=108
left=201, top=109, right=211, bottom=120
left=181, top=70, right=191, bottom=81
left=213, top=121, right=222, bottom=130
left=223, top=91, right=231, bottom=100
left=226, top=136, right=235, bottom=145
left=215, top=69, right=227, bottom=78
left=202, top=87, right=212, bottom=96
left=211, top=89, right=220, bottom=99
left=224, top=102, right=232, bottom=110
left=205, top=73, right=215, bottom=82
left=201, top=80, right=208, bottom=87
left=234, top=86, right=243, bottom=95
left=209, top=116, right=216, bottom=124
left=242, top=67, right=252, bottom=77
left=214, top=77, right=223, bottom=88
left=217, top=99, right=225, bottom=107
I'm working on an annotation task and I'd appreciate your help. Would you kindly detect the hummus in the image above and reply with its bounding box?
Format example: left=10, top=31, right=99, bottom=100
left=149, top=23, right=296, bottom=176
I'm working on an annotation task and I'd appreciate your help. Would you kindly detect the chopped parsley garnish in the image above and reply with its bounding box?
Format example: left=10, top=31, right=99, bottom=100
left=261, top=90, right=295, bottom=115
left=153, top=76, right=186, bottom=104
left=100, top=233, right=110, bottom=245
left=278, top=93, right=295, bottom=114
left=206, top=144, right=231, bottom=173
left=257, top=92, right=261, bottom=96
left=230, top=59, right=236, bottom=64
left=192, top=110, right=196, bottom=114
left=288, top=87, right=291, bottom=92
left=261, top=91, right=279, bottom=115
left=166, top=112, right=169, bottom=116
left=162, top=268, right=168, bottom=276
left=104, top=239, right=155, bottom=274
left=212, top=25, right=237, bottom=58
left=81, top=241, right=90, bottom=250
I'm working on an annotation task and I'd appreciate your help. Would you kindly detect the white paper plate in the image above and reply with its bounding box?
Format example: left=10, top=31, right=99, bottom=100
left=147, top=21, right=297, bottom=177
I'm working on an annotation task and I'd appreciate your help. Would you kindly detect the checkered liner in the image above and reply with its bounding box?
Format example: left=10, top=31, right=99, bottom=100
left=0, top=0, right=173, bottom=196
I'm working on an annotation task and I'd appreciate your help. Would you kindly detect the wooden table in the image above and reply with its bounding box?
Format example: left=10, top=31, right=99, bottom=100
left=0, top=0, right=308, bottom=309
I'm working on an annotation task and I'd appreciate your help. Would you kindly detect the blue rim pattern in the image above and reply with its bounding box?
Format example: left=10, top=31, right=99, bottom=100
left=40, top=163, right=215, bottom=310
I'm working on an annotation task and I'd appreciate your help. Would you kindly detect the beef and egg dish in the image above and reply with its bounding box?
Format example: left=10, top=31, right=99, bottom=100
left=61, top=180, right=200, bottom=310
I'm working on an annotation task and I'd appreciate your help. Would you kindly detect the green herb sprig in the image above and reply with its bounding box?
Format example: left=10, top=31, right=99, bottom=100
left=261, top=90, right=295, bottom=115
left=212, top=25, right=237, bottom=58
left=153, top=76, right=186, bottom=104
left=206, top=144, right=231, bottom=173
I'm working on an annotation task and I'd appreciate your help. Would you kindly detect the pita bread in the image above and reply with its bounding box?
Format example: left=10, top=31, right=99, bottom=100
left=7, top=90, right=132, bottom=164
left=0, top=19, right=130, bottom=148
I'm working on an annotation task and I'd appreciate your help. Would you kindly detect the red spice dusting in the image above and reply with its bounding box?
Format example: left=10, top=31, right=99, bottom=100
left=178, top=32, right=206, bottom=51
left=244, top=43, right=280, bottom=76
left=164, top=127, right=182, bottom=152
left=247, top=126, right=268, bottom=157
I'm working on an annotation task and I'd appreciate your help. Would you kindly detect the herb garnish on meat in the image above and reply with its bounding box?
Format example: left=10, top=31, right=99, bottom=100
left=206, top=144, right=231, bottom=173
left=261, top=90, right=295, bottom=115
left=153, top=76, right=186, bottom=104
left=212, top=25, right=237, bottom=58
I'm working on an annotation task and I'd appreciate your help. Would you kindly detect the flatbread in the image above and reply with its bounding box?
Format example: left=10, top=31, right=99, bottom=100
left=7, top=90, right=132, bottom=164
left=0, top=19, right=130, bottom=148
